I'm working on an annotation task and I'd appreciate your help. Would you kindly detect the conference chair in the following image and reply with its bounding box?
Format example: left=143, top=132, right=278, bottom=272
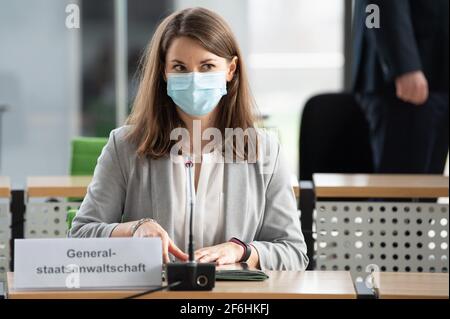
left=70, top=137, right=108, bottom=176
left=66, top=137, right=108, bottom=231
left=298, top=93, right=374, bottom=269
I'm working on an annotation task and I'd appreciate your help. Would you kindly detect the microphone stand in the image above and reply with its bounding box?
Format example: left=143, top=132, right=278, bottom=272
left=165, top=158, right=216, bottom=290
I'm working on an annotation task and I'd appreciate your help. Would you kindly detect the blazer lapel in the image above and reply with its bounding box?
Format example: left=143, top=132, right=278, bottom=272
left=223, top=162, right=249, bottom=241
left=149, top=157, right=175, bottom=239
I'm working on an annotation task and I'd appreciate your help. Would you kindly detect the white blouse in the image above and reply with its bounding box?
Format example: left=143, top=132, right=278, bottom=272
left=172, top=150, right=225, bottom=253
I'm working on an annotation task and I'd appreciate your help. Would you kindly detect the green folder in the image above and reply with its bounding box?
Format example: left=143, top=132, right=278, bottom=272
left=215, top=263, right=269, bottom=281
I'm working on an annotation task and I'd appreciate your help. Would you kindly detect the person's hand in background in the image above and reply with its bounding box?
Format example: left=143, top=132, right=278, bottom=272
left=395, top=70, right=429, bottom=105
left=132, top=220, right=188, bottom=263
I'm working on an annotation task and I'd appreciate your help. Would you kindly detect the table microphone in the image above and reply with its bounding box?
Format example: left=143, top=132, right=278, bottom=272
left=165, top=159, right=216, bottom=290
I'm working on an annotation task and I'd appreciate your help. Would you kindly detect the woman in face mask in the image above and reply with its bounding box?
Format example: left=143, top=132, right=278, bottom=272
left=69, top=7, right=308, bottom=271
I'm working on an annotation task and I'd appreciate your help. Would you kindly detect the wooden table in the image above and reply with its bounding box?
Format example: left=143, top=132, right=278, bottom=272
left=373, top=272, right=449, bottom=299
left=6, top=271, right=357, bottom=299
left=313, top=173, right=449, bottom=198
left=313, top=174, right=450, bottom=284
left=26, top=175, right=301, bottom=199
left=0, top=176, right=10, bottom=198
left=24, top=176, right=92, bottom=238
left=27, top=176, right=92, bottom=198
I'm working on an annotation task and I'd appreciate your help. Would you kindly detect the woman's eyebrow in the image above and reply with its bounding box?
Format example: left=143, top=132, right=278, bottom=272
left=199, top=58, right=216, bottom=63
left=170, top=59, right=185, bottom=64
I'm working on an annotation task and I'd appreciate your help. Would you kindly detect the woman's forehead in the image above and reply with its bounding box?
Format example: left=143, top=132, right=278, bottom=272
left=166, top=36, right=222, bottom=62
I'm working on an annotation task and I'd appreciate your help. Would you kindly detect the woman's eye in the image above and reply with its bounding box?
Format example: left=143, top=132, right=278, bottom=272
left=173, top=64, right=186, bottom=72
left=201, top=64, right=215, bottom=71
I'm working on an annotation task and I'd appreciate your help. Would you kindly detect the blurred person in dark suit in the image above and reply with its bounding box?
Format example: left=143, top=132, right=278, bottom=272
left=352, top=0, right=449, bottom=174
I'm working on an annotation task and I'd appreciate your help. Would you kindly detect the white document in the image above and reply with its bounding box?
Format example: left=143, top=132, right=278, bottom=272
left=14, top=238, right=162, bottom=290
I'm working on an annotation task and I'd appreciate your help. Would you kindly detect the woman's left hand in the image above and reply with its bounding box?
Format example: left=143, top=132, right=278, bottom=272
left=194, top=242, right=244, bottom=265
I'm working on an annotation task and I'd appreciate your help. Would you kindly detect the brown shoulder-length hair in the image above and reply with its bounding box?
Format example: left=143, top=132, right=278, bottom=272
left=126, top=7, right=258, bottom=159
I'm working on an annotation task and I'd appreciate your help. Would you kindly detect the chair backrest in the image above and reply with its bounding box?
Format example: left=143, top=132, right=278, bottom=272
left=70, top=137, right=108, bottom=176
left=299, top=93, right=374, bottom=181
left=298, top=93, right=374, bottom=270
left=67, top=137, right=107, bottom=230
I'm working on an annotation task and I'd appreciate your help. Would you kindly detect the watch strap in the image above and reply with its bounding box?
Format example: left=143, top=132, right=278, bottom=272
left=229, top=237, right=252, bottom=262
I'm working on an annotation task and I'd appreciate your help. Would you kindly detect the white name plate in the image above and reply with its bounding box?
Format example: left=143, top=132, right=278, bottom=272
left=14, top=238, right=162, bottom=290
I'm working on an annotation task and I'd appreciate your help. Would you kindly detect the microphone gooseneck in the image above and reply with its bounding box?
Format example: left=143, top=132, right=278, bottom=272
left=185, top=159, right=195, bottom=262
left=165, top=157, right=215, bottom=291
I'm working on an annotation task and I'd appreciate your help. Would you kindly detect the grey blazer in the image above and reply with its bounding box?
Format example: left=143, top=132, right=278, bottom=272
left=69, top=126, right=309, bottom=271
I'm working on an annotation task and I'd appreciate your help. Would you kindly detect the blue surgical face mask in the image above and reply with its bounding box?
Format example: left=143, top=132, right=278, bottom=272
left=167, top=71, right=227, bottom=116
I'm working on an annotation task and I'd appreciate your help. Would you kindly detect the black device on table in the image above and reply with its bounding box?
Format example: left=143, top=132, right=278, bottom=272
left=165, top=159, right=216, bottom=291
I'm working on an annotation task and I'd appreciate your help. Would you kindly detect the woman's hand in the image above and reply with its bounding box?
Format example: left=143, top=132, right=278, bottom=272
left=133, top=220, right=188, bottom=263
left=194, top=242, right=245, bottom=265
left=195, top=242, right=261, bottom=268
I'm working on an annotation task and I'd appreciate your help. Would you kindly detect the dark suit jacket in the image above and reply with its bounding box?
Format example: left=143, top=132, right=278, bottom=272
left=352, top=0, right=449, bottom=93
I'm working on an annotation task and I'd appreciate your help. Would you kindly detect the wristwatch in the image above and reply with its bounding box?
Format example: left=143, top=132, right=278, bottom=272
left=229, top=237, right=252, bottom=262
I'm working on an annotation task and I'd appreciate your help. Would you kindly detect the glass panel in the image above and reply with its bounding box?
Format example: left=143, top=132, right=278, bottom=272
left=81, top=0, right=173, bottom=137
left=248, top=0, right=344, bottom=175
left=0, top=0, right=80, bottom=187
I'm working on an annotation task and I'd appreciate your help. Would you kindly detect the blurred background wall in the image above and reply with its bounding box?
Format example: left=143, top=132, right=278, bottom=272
left=0, top=0, right=447, bottom=188
left=0, top=0, right=80, bottom=189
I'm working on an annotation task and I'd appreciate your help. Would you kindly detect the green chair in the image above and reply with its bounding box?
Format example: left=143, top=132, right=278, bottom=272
left=67, top=137, right=108, bottom=231
left=67, top=209, right=77, bottom=231
left=70, top=137, right=108, bottom=176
